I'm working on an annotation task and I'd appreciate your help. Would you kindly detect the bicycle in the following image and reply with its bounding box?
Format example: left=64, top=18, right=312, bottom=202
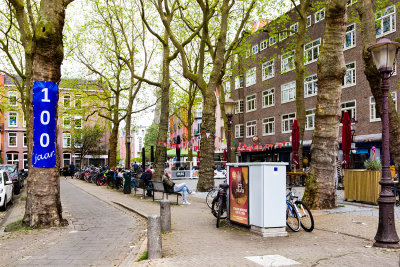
left=287, top=187, right=314, bottom=232
left=206, top=187, right=218, bottom=209
left=211, top=181, right=229, bottom=228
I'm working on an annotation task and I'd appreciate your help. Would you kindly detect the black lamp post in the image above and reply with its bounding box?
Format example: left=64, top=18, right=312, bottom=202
left=368, top=38, right=400, bottom=248
left=223, top=99, right=235, bottom=163
left=126, top=135, right=132, bottom=170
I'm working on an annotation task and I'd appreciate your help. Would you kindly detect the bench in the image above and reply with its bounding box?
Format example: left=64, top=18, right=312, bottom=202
left=134, top=178, right=152, bottom=199
left=152, top=181, right=181, bottom=205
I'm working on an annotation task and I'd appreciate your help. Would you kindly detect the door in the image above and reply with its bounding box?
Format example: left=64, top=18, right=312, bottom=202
left=4, top=173, right=11, bottom=202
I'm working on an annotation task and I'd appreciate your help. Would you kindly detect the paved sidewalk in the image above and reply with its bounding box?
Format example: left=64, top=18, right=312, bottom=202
left=66, top=179, right=399, bottom=267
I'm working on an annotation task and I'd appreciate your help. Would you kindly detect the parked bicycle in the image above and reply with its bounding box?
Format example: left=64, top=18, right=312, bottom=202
left=211, top=180, right=229, bottom=228
left=206, top=187, right=218, bottom=209
left=286, top=187, right=314, bottom=232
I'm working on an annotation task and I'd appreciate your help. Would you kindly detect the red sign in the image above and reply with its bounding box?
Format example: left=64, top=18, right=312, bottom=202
left=229, top=166, right=249, bottom=225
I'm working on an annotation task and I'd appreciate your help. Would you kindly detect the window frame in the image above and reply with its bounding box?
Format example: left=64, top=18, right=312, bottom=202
left=307, top=15, right=312, bottom=28
left=262, top=117, right=275, bottom=136
left=342, top=61, right=356, bottom=88
left=262, top=59, right=275, bottom=80
left=8, top=132, right=17, bottom=147
left=304, top=38, right=321, bottom=65
left=9, top=91, right=17, bottom=106
left=341, top=100, right=357, bottom=122
left=344, top=23, right=356, bottom=50
left=375, top=5, right=396, bottom=38
left=246, top=94, right=257, bottom=112
left=74, top=116, right=82, bottom=129
left=63, top=132, right=71, bottom=148
left=289, top=22, right=298, bottom=36
left=252, top=44, right=259, bottom=54
left=23, top=132, right=27, bottom=147
left=9, top=111, right=17, bottom=127
left=262, top=88, right=275, bottom=108
left=281, top=81, right=296, bottom=104
left=315, top=8, right=325, bottom=23
left=279, top=30, right=288, bottom=42
left=235, top=75, right=244, bottom=89
left=260, top=39, right=268, bottom=51
left=269, top=35, right=277, bottom=46
left=235, top=99, right=244, bottom=114
left=304, top=74, right=318, bottom=98
left=246, top=67, right=257, bottom=87
left=235, top=124, right=244, bottom=138
left=63, top=94, right=71, bottom=108
left=282, top=113, right=296, bottom=134
left=305, top=109, right=316, bottom=130
left=370, top=92, right=397, bottom=122
left=246, top=120, right=257, bottom=138
left=281, top=51, right=295, bottom=73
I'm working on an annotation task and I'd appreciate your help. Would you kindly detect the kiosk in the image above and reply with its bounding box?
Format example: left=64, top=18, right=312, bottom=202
left=227, top=162, right=288, bottom=237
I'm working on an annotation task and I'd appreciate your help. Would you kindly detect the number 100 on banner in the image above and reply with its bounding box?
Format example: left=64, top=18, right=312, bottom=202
left=32, top=81, right=58, bottom=168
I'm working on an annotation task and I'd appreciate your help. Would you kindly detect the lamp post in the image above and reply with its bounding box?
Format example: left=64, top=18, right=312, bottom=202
left=368, top=38, right=400, bottom=248
left=223, top=99, right=235, bottom=163
left=126, top=135, right=132, bottom=170
left=350, top=119, right=357, bottom=168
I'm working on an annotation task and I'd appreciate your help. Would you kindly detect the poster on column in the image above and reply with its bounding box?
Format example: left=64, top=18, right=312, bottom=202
left=32, top=81, right=58, bottom=167
left=229, top=166, right=249, bottom=225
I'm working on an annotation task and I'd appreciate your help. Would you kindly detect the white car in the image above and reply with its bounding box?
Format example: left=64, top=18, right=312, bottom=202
left=0, top=170, right=14, bottom=211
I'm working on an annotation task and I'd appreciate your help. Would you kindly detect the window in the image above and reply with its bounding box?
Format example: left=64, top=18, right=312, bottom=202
left=269, top=34, right=277, bottom=46
left=304, top=74, right=318, bottom=97
left=63, top=153, right=71, bottom=166
left=8, top=132, right=17, bottom=147
left=75, top=95, right=82, bottom=109
left=343, top=62, right=356, bottom=88
left=344, top=24, right=356, bottom=50
left=307, top=15, right=312, bottom=28
left=235, top=100, right=244, bottom=114
left=341, top=100, right=356, bottom=121
left=305, top=109, right=316, bottom=130
left=263, top=117, right=275, bottom=135
left=260, top=39, right=268, bottom=50
left=282, top=113, right=296, bottom=133
left=290, top=23, right=298, bottom=36
left=225, top=81, right=231, bottom=93
left=375, top=5, right=396, bottom=38
left=304, top=39, right=321, bottom=64
left=281, top=51, right=295, bottom=73
left=315, top=9, right=325, bottom=23
left=279, top=30, right=287, bottom=42
left=262, top=88, right=275, bottom=108
left=235, top=75, right=244, bottom=89
left=63, top=116, right=71, bottom=129
left=9, top=91, right=17, bottom=106
left=281, top=81, right=296, bottom=103
left=246, top=94, right=257, bottom=112
left=9, top=112, right=17, bottom=127
left=23, top=153, right=28, bottom=170
left=370, top=92, right=397, bottom=122
left=74, top=116, right=82, bottom=129
left=6, top=153, right=18, bottom=165
left=63, top=94, right=71, bottom=107
left=252, top=45, right=259, bottom=54
left=63, top=132, right=71, bottom=148
left=246, top=67, right=256, bottom=87
left=262, top=59, right=275, bottom=80
left=235, top=124, right=244, bottom=138
left=23, top=114, right=26, bottom=128
left=246, top=120, right=257, bottom=138
left=23, top=132, right=27, bottom=147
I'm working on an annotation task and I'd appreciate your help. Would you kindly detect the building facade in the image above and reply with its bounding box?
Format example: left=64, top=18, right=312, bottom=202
left=230, top=2, right=398, bottom=168
left=1, top=75, right=111, bottom=170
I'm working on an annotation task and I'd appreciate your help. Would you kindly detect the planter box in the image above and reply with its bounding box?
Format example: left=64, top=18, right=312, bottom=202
left=344, top=169, right=381, bottom=205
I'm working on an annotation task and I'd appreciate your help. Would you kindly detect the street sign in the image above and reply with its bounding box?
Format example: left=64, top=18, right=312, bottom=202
left=32, top=81, right=58, bottom=168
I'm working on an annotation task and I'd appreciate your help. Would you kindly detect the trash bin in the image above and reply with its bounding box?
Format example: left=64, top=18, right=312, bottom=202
left=123, top=172, right=131, bottom=194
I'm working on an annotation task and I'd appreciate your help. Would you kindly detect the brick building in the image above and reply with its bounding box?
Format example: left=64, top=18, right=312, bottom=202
left=230, top=2, right=398, bottom=168
left=0, top=75, right=111, bottom=170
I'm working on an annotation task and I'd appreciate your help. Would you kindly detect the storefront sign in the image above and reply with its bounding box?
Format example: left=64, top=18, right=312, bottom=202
left=32, top=81, right=58, bottom=168
left=229, top=166, right=249, bottom=225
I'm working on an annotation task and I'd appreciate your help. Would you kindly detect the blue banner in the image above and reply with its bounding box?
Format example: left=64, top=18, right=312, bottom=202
left=32, top=81, right=58, bottom=167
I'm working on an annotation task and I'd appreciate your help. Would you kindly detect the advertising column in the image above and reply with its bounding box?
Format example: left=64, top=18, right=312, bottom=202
left=229, top=166, right=249, bottom=225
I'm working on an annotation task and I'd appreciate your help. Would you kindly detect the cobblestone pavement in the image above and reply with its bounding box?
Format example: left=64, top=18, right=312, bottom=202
left=10, top=179, right=146, bottom=267
left=66, top=178, right=399, bottom=267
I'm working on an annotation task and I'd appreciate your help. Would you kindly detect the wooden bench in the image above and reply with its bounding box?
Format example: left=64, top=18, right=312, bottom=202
left=152, top=181, right=181, bottom=204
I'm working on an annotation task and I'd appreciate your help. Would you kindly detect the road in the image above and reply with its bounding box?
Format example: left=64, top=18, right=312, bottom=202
left=12, top=179, right=145, bottom=267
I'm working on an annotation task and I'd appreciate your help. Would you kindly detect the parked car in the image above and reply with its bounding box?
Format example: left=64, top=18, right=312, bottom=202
left=0, top=170, right=14, bottom=211
left=0, top=165, right=23, bottom=194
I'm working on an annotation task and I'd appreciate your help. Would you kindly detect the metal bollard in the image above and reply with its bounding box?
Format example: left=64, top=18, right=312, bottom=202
left=160, top=199, right=171, bottom=232
left=147, top=215, right=162, bottom=259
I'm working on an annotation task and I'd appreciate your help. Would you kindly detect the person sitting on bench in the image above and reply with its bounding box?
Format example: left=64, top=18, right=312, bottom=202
left=140, top=169, right=153, bottom=197
left=162, top=171, right=193, bottom=205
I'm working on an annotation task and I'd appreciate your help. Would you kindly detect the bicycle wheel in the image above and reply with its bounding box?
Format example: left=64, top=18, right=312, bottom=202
left=286, top=202, right=300, bottom=232
left=211, top=195, right=227, bottom=219
left=97, top=176, right=107, bottom=186
left=295, top=200, right=314, bottom=232
left=216, top=197, right=223, bottom=228
left=206, top=189, right=218, bottom=209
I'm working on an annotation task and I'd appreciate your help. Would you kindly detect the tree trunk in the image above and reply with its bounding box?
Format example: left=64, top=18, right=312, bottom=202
left=356, top=0, right=400, bottom=167
left=153, top=32, right=170, bottom=182
left=23, top=0, right=68, bottom=227
left=294, top=0, right=309, bottom=168
left=125, top=85, right=133, bottom=170
left=303, top=0, right=347, bottom=209
left=109, top=121, right=119, bottom=168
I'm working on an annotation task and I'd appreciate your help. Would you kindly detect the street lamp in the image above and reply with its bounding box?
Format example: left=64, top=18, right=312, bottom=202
left=368, top=38, right=400, bottom=248
left=223, top=99, right=235, bottom=163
